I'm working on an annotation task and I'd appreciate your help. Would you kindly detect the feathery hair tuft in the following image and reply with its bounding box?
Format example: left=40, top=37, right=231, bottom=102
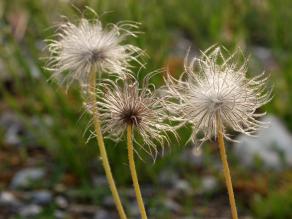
left=46, top=14, right=143, bottom=88
left=163, top=46, right=272, bottom=147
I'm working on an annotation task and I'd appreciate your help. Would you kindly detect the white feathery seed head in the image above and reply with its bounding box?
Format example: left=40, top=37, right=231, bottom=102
left=92, top=74, right=176, bottom=157
left=46, top=14, right=143, bottom=88
left=163, top=46, right=272, bottom=147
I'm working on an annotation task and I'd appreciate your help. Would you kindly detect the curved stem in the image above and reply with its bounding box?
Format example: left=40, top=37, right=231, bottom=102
left=217, top=118, right=238, bottom=219
left=89, top=71, right=127, bottom=219
left=127, top=124, right=148, bottom=219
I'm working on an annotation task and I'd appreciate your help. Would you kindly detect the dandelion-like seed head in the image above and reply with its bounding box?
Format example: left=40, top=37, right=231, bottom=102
left=94, top=75, right=175, bottom=157
left=164, top=46, right=271, bottom=145
left=46, top=15, right=143, bottom=88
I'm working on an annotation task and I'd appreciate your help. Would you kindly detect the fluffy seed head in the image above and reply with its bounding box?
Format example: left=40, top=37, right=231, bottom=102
left=94, top=75, right=175, bottom=157
left=163, top=46, right=271, bottom=146
left=46, top=16, right=143, bottom=88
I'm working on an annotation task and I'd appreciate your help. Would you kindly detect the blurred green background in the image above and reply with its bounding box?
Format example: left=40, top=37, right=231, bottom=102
left=0, top=0, right=292, bottom=218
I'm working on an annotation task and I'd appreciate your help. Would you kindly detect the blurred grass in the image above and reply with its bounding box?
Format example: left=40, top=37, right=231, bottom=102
left=0, top=0, right=292, bottom=217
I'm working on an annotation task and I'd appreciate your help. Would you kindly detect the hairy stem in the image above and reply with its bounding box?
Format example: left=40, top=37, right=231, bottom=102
left=89, top=71, right=127, bottom=219
left=217, top=118, right=238, bottom=219
left=127, top=124, right=148, bottom=219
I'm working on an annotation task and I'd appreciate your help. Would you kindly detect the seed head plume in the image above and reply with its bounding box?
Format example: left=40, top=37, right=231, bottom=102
left=163, top=46, right=272, bottom=147
left=46, top=12, right=143, bottom=89
left=93, top=74, right=176, bottom=158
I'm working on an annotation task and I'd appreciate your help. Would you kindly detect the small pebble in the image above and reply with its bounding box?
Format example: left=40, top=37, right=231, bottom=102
left=31, top=190, right=52, bottom=205
left=10, top=168, right=45, bottom=189
left=201, top=176, right=217, bottom=192
left=55, top=196, right=68, bottom=209
left=0, top=191, right=21, bottom=209
left=103, top=196, right=114, bottom=208
left=19, top=204, right=42, bottom=218
left=94, top=209, right=112, bottom=219
left=54, top=210, right=67, bottom=219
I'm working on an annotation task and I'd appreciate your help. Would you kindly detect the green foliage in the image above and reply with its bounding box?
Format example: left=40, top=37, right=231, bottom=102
left=1, top=1, right=292, bottom=216
left=252, top=186, right=292, bottom=219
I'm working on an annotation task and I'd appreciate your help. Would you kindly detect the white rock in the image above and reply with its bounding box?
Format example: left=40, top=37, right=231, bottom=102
left=175, top=179, right=192, bottom=193
left=234, top=115, right=292, bottom=169
left=201, top=176, right=217, bottom=192
left=103, top=196, right=115, bottom=208
left=31, top=190, right=52, bottom=205
left=252, top=46, right=278, bottom=70
left=19, top=204, right=42, bottom=217
left=127, top=201, right=140, bottom=216
left=55, top=196, right=68, bottom=209
left=11, top=168, right=45, bottom=188
left=164, top=198, right=182, bottom=213
left=158, top=169, right=179, bottom=186
left=93, top=175, right=107, bottom=187
left=0, top=191, right=20, bottom=207
left=0, top=192, right=16, bottom=203
left=180, top=147, right=204, bottom=168
left=54, top=210, right=67, bottom=219
left=0, top=112, right=23, bottom=146
left=94, top=209, right=112, bottom=219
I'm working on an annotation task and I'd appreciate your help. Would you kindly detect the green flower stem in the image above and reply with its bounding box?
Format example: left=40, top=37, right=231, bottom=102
left=89, top=70, right=127, bottom=219
left=127, top=124, right=148, bottom=219
left=217, top=117, right=238, bottom=219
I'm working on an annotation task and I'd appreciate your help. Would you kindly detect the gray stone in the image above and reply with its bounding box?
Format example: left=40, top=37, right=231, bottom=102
left=93, top=175, right=107, bottom=187
left=127, top=201, right=140, bottom=217
left=102, top=196, right=114, bottom=208
left=10, top=168, right=45, bottom=188
left=55, top=196, right=68, bottom=209
left=175, top=179, right=192, bottom=194
left=253, top=46, right=272, bottom=62
left=0, top=192, right=16, bottom=204
left=164, top=198, right=182, bottom=213
left=234, top=115, right=292, bottom=169
left=0, top=112, right=23, bottom=146
left=0, top=191, right=21, bottom=208
left=94, top=209, right=113, bottom=219
left=54, top=210, right=67, bottom=219
left=158, top=169, right=179, bottom=187
left=31, top=190, right=52, bottom=205
left=252, top=46, right=278, bottom=71
left=201, top=176, right=217, bottom=192
left=19, top=204, right=42, bottom=218
left=180, top=147, right=204, bottom=168
left=0, top=60, right=7, bottom=80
